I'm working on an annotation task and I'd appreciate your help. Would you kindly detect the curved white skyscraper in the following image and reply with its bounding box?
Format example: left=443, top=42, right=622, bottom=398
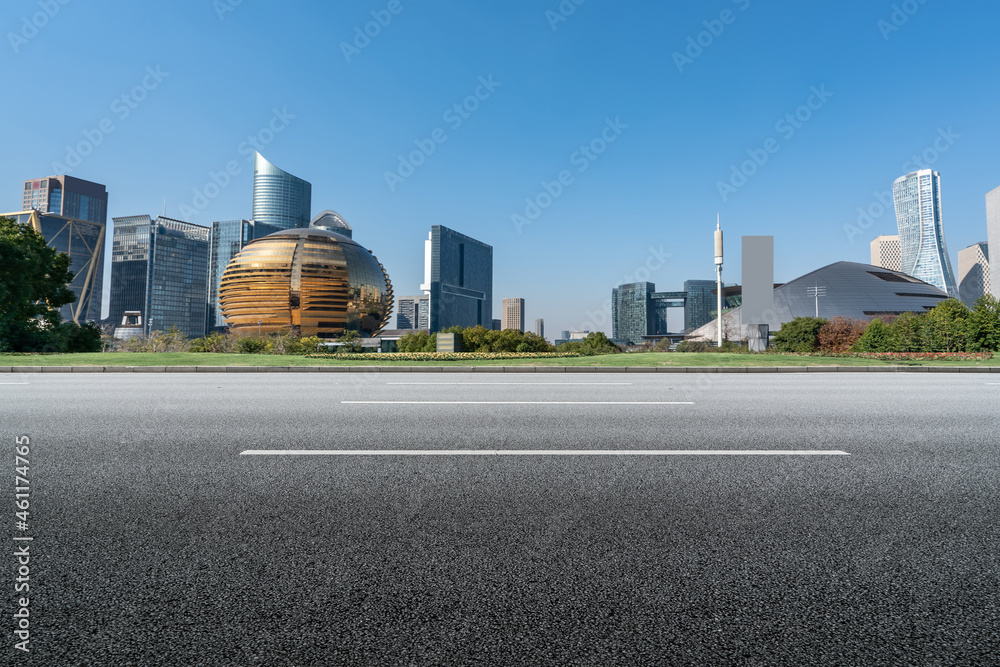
left=892, top=169, right=958, bottom=297
left=251, top=151, right=312, bottom=230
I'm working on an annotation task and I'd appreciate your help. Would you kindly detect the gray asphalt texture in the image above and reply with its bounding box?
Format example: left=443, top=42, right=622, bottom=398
left=2, top=373, right=999, bottom=666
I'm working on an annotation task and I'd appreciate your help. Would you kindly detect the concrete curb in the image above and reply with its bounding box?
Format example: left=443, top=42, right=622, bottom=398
left=2, top=365, right=999, bottom=373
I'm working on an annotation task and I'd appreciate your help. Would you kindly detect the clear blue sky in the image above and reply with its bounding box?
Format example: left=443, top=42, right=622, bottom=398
left=3, top=0, right=998, bottom=335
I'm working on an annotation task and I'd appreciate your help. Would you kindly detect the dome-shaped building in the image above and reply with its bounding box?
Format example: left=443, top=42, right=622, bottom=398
left=219, top=227, right=393, bottom=338
left=309, top=210, right=353, bottom=238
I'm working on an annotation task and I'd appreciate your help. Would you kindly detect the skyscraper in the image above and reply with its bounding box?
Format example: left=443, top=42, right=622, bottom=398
left=612, top=282, right=654, bottom=345
left=9, top=175, right=109, bottom=323
left=987, top=185, right=1000, bottom=300
left=957, top=242, right=990, bottom=309
left=502, top=298, right=524, bottom=332
left=420, top=225, right=492, bottom=332
left=534, top=318, right=544, bottom=339
left=396, top=295, right=430, bottom=330
left=206, top=219, right=282, bottom=332
left=893, top=170, right=958, bottom=296
left=109, top=215, right=210, bottom=338
left=870, top=235, right=902, bottom=271
left=683, top=280, right=716, bottom=331
left=250, top=152, right=311, bottom=230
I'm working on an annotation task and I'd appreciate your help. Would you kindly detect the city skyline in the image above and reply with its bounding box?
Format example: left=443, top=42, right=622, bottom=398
left=3, top=1, right=999, bottom=336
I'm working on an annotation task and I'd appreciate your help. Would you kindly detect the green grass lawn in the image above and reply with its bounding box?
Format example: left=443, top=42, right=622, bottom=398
left=1, top=352, right=997, bottom=367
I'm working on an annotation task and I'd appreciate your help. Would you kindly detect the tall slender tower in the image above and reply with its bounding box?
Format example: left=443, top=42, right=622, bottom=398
left=892, top=170, right=958, bottom=296
left=250, top=152, right=312, bottom=230
left=714, top=215, right=723, bottom=347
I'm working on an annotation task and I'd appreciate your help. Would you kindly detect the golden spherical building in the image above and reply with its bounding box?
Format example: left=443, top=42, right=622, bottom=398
left=219, top=227, right=393, bottom=338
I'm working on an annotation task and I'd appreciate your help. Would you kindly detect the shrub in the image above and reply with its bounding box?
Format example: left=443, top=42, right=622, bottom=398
left=772, top=317, right=827, bottom=353
left=818, top=317, right=868, bottom=353
left=675, top=340, right=714, bottom=353
left=236, top=336, right=273, bottom=354
left=852, top=318, right=893, bottom=352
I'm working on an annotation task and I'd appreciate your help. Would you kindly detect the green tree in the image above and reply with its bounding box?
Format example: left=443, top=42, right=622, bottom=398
left=886, top=311, right=924, bottom=352
left=772, top=317, right=827, bottom=353
left=966, top=294, right=1000, bottom=352
left=335, top=329, right=363, bottom=353
left=0, top=216, right=76, bottom=352
left=923, top=299, right=969, bottom=352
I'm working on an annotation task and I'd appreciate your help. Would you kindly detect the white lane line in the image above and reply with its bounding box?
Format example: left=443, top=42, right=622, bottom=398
left=242, top=449, right=850, bottom=456
left=385, top=382, right=633, bottom=385
left=341, top=401, right=692, bottom=405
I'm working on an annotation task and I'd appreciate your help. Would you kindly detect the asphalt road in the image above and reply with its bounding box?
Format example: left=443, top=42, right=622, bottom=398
left=2, top=373, right=999, bottom=666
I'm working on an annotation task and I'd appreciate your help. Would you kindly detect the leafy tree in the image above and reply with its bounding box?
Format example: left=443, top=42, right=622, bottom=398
left=772, top=317, right=827, bottom=353
left=57, top=321, right=103, bottom=353
left=0, top=216, right=76, bottom=352
left=335, top=329, right=363, bottom=353
left=886, top=311, right=924, bottom=352
left=557, top=332, right=620, bottom=356
left=966, top=294, right=1000, bottom=352
left=923, top=299, right=969, bottom=352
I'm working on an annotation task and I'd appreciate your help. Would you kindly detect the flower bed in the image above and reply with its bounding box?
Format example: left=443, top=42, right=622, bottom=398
left=305, top=352, right=583, bottom=361
left=851, top=351, right=994, bottom=361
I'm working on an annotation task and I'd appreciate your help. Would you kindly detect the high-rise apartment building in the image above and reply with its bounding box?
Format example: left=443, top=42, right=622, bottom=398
left=870, top=235, right=902, bottom=271
left=502, top=298, right=524, bottom=332
left=957, top=242, right=990, bottom=309
left=396, top=295, right=430, bottom=330
left=251, top=152, right=312, bottom=230
left=109, top=215, right=210, bottom=338
left=534, top=318, right=544, bottom=338
left=893, top=170, right=958, bottom=296
left=9, top=175, right=109, bottom=323
left=420, top=225, right=492, bottom=332
left=987, top=186, right=1000, bottom=300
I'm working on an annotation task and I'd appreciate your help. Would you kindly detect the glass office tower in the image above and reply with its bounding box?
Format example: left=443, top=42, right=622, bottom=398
left=684, top=280, right=716, bottom=331
left=250, top=152, right=312, bottom=230
left=893, top=170, right=958, bottom=296
left=109, top=215, right=210, bottom=337
left=612, top=282, right=655, bottom=345
left=420, top=225, right=492, bottom=332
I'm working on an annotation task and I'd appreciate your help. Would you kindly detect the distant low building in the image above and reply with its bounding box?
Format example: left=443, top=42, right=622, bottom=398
left=687, top=261, right=951, bottom=341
